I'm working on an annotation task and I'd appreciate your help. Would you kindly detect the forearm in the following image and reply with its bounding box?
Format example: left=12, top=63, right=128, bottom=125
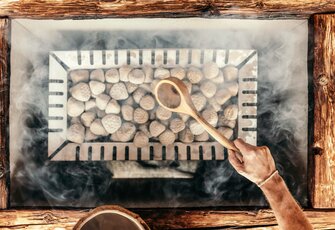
left=261, top=173, right=313, bottom=230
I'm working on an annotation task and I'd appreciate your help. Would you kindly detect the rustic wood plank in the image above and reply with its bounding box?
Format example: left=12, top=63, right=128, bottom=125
left=313, top=14, right=335, bottom=208
left=0, top=209, right=335, bottom=229
left=0, top=0, right=335, bottom=19
left=0, top=18, right=9, bottom=210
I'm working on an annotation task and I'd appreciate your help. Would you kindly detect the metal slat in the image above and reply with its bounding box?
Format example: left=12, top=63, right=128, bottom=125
left=142, top=49, right=152, bottom=66
left=166, top=49, right=177, bottom=67
left=129, top=49, right=140, bottom=66
left=105, top=50, right=116, bottom=67
left=93, top=50, right=103, bottom=67
left=203, top=49, right=214, bottom=63
left=190, top=49, right=201, bottom=67
left=80, top=51, right=90, bottom=66
left=154, top=49, right=164, bottom=67
left=215, top=49, right=226, bottom=67
left=178, top=49, right=189, bottom=67
left=117, top=50, right=128, bottom=66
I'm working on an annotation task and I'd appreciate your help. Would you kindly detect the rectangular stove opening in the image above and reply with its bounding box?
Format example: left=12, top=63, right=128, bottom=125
left=9, top=19, right=309, bottom=208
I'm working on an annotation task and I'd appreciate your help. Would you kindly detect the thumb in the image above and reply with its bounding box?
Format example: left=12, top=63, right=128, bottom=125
left=228, top=150, right=244, bottom=173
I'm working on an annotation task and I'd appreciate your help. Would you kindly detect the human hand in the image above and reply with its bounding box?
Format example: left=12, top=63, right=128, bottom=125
left=228, top=138, right=276, bottom=185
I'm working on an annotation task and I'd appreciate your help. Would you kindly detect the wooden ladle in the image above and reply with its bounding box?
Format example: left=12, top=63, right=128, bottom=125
left=154, top=77, right=239, bottom=152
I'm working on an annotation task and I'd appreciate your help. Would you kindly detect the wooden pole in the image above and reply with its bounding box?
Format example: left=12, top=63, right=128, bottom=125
left=0, top=0, right=334, bottom=19
left=0, top=18, right=9, bottom=210
left=313, top=14, right=335, bottom=208
left=0, top=209, right=335, bottom=229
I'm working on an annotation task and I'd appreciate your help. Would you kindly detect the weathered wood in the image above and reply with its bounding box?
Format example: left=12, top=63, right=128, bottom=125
left=0, top=209, right=335, bottom=229
left=0, top=18, right=9, bottom=210
left=0, top=0, right=334, bottom=19
left=313, top=14, right=335, bottom=208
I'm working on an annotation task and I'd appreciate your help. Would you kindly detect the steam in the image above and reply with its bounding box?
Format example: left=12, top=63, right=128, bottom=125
left=10, top=19, right=308, bottom=207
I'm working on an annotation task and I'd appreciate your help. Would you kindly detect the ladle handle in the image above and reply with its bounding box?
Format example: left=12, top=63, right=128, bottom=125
left=193, top=113, right=240, bottom=152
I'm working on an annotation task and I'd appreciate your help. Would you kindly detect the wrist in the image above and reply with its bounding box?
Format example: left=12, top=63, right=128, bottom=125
left=260, top=172, right=284, bottom=194
left=257, top=170, right=279, bottom=187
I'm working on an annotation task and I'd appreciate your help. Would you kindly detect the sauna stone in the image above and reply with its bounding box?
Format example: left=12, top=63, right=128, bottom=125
left=67, top=97, right=85, bottom=117
left=105, top=99, right=120, bottom=114
left=223, top=104, right=238, bottom=120
left=85, top=129, right=98, bottom=142
left=105, top=68, right=120, bottom=83
left=225, top=82, right=239, bottom=96
left=156, top=106, right=172, bottom=120
left=139, top=95, right=155, bottom=111
left=133, top=88, right=146, bottom=104
left=133, top=108, right=149, bottom=124
left=149, top=121, right=166, bottom=137
left=218, top=127, right=233, bottom=139
left=121, top=104, right=134, bottom=121
left=115, top=122, right=136, bottom=142
left=154, top=67, right=170, bottom=79
left=190, top=120, right=205, bottom=135
left=169, top=118, right=186, bottom=133
left=178, top=113, right=190, bottom=122
left=195, top=131, right=209, bottom=142
left=200, top=80, right=217, bottom=98
left=202, top=107, right=218, bottom=127
left=96, top=94, right=110, bottom=110
left=119, top=66, right=132, bottom=82
left=85, top=99, right=96, bottom=111
left=89, top=80, right=105, bottom=95
left=109, top=82, right=128, bottom=100
left=203, top=61, right=220, bottom=79
left=101, top=114, right=122, bottom=134
left=170, top=67, right=186, bottom=80
left=211, top=70, right=224, bottom=84
left=143, top=65, right=154, bottom=83
left=191, top=92, right=207, bottom=111
left=182, top=80, right=193, bottom=94
left=159, top=129, right=175, bottom=146
left=139, top=124, right=152, bottom=138
left=208, top=97, right=222, bottom=112
left=187, top=66, right=203, bottom=84
left=215, top=89, right=231, bottom=105
left=80, top=111, right=96, bottom=127
left=90, top=119, right=108, bottom=136
left=70, top=69, right=89, bottom=84
left=129, top=69, right=145, bottom=84
left=90, top=69, right=105, bottom=82
left=133, top=131, right=149, bottom=148
left=125, top=82, right=138, bottom=94
left=67, top=123, right=85, bottom=143
left=222, top=65, right=239, bottom=82
left=178, top=127, right=194, bottom=143
left=70, top=82, right=91, bottom=102
left=150, top=79, right=160, bottom=94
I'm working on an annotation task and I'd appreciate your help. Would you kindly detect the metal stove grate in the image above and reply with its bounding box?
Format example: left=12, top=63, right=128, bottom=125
left=48, top=49, right=257, bottom=161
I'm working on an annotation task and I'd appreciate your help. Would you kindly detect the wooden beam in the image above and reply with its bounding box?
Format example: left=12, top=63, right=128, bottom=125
left=313, top=14, right=335, bottom=208
left=0, top=209, right=335, bottom=229
left=0, top=0, right=335, bottom=19
left=0, top=18, right=9, bottom=209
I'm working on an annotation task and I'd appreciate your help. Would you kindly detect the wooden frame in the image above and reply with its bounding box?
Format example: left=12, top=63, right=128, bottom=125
left=1, top=1, right=335, bottom=229
left=0, top=0, right=335, bottom=19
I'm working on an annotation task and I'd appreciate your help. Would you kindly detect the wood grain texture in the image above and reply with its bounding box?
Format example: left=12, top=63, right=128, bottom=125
left=313, top=14, right=335, bottom=208
left=0, top=209, right=335, bottom=229
left=0, top=0, right=335, bottom=19
left=0, top=18, right=9, bottom=210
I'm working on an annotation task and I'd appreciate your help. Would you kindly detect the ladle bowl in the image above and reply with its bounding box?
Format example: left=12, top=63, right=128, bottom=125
left=154, top=77, right=239, bottom=152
